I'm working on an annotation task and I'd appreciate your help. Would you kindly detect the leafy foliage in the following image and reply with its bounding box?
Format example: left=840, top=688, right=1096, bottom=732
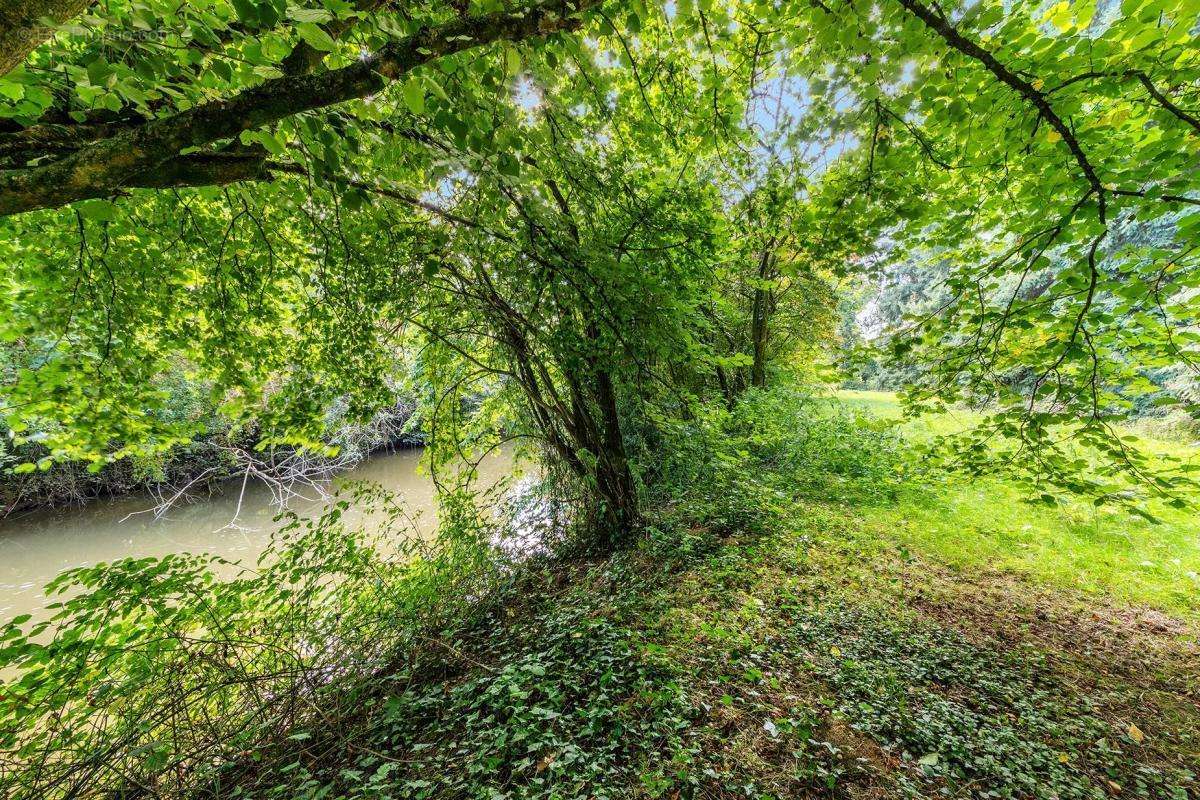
left=0, top=0, right=1197, bottom=518
left=648, top=387, right=904, bottom=535
left=3, top=0, right=1200, bottom=790
left=790, top=605, right=1192, bottom=799
left=287, top=608, right=700, bottom=800
left=0, top=483, right=514, bottom=799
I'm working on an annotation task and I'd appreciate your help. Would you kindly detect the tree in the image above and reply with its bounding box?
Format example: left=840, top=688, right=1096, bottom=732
left=0, top=0, right=597, bottom=214
left=737, top=0, right=1200, bottom=503
left=328, top=28, right=734, bottom=544
left=409, top=148, right=723, bottom=542
left=706, top=161, right=883, bottom=404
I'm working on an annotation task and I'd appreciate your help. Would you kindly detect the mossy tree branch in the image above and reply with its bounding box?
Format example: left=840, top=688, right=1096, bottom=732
left=0, top=0, right=594, bottom=217
left=0, top=0, right=94, bottom=77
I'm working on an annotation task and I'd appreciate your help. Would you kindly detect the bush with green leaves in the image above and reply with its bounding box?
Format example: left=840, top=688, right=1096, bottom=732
left=645, top=388, right=905, bottom=537
left=728, top=389, right=904, bottom=502
left=0, top=483, right=515, bottom=800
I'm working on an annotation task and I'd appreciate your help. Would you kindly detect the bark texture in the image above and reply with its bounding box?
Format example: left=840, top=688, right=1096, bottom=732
left=0, top=0, right=92, bottom=77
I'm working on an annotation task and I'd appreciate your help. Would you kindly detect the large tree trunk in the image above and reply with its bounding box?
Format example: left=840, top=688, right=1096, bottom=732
left=593, top=454, right=638, bottom=545
left=591, top=366, right=639, bottom=545
left=0, top=0, right=93, bottom=77
left=499, top=319, right=639, bottom=550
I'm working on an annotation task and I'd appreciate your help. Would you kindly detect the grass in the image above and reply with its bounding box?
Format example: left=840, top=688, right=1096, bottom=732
left=253, top=480, right=1197, bottom=798
left=837, top=389, right=1200, bottom=458
left=836, top=389, right=1200, bottom=621
left=11, top=388, right=1196, bottom=799
left=634, top=511, right=1199, bottom=799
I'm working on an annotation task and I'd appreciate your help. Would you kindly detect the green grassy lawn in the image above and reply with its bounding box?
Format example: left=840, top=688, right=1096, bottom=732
left=835, top=390, right=1200, bottom=621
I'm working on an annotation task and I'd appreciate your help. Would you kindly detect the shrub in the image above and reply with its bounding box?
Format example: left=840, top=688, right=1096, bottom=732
left=643, top=387, right=905, bottom=536
left=0, top=483, right=515, bottom=800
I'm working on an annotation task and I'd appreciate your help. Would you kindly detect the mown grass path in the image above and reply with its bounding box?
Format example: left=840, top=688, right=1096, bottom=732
left=838, top=390, right=1200, bottom=621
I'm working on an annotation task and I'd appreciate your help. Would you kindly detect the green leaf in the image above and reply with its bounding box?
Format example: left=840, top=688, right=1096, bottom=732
left=77, top=199, right=118, bottom=222
left=402, top=79, right=425, bottom=115
left=505, top=46, right=522, bottom=77
left=288, top=5, right=333, bottom=22
left=497, top=152, right=520, bottom=177
left=210, top=59, right=233, bottom=82
left=261, top=132, right=286, bottom=156
left=240, top=129, right=286, bottom=155
left=296, top=22, right=337, bottom=52
left=342, top=188, right=369, bottom=210
left=85, top=58, right=114, bottom=86
left=231, top=0, right=260, bottom=25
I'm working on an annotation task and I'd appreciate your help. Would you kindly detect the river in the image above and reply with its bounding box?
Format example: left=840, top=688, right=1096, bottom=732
left=0, top=446, right=518, bottom=624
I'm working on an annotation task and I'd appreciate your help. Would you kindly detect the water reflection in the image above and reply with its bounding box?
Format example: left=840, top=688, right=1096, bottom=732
left=0, top=446, right=517, bottom=623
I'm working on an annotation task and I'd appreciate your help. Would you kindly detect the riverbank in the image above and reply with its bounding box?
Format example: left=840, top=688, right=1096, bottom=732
left=3, top=390, right=1196, bottom=798
left=0, top=444, right=518, bottom=623
left=233, top=392, right=1199, bottom=797
left=210, top=445, right=1199, bottom=798
left=0, top=400, right=422, bottom=518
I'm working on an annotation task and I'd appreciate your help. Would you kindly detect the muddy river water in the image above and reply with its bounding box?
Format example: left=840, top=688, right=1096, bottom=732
left=0, top=446, right=517, bottom=623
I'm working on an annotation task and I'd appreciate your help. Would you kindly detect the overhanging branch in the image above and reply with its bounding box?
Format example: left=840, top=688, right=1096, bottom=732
left=0, top=0, right=595, bottom=217
left=893, top=0, right=1108, bottom=221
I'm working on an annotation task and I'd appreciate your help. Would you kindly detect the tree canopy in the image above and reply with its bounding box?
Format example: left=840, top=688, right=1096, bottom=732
left=1, top=0, right=1198, bottom=521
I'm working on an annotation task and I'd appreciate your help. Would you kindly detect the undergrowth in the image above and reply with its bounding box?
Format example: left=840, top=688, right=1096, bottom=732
left=2, top=387, right=1196, bottom=799
left=265, top=604, right=702, bottom=800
